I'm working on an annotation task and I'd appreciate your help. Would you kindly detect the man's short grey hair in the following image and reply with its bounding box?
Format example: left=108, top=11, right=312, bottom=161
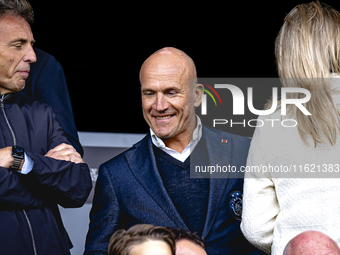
left=0, top=0, right=34, bottom=24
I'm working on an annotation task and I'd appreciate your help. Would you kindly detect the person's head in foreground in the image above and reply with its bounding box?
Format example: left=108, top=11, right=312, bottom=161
left=170, top=228, right=207, bottom=255
left=283, top=230, right=340, bottom=255
left=275, top=0, right=340, bottom=147
left=108, top=224, right=176, bottom=255
left=139, top=47, right=203, bottom=153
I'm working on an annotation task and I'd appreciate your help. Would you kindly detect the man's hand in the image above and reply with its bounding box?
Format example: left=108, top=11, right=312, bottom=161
left=0, top=147, right=13, bottom=169
left=45, top=143, right=84, bottom=164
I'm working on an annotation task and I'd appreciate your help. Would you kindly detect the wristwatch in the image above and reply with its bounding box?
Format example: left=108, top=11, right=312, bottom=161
left=11, top=146, right=25, bottom=171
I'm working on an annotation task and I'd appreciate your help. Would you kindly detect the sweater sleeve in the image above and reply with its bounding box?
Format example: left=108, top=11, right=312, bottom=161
left=241, top=115, right=280, bottom=254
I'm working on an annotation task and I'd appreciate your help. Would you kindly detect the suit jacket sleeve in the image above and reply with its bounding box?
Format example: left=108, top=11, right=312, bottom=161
left=84, top=163, right=120, bottom=255
left=241, top=116, right=280, bottom=254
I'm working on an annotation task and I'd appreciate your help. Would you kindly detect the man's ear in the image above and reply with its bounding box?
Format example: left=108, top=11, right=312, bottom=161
left=193, top=83, right=204, bottom=107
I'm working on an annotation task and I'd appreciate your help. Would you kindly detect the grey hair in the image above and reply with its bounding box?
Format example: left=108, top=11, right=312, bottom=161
left=0, top=0, right=34, bottom=24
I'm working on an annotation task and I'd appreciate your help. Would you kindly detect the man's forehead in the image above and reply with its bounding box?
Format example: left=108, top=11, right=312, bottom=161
left=140, top=70, right=190, bottom=93
left=145, top=63, right=186, bottom=75
left=141, top=77, right=186, bottom=91
left=0, top=14, right=33, bottom=41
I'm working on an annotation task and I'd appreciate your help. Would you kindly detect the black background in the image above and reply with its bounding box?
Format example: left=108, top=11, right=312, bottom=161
left=27, top=0, right=340, bottom=136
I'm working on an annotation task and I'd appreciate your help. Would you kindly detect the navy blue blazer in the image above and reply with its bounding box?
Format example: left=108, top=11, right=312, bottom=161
left=85, top=126, right=263, bottom=255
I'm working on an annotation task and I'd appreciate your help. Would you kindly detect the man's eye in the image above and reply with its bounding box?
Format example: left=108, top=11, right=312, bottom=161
left=167, top=91, right=178, bottom=96
left=13, top=44, right=22, bottom=49
left=143, top=92, right=154, bottom=96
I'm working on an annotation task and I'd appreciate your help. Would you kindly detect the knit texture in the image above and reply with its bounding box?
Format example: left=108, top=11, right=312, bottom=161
left=153, top=137, right=210, bottom=236
left=241, top=77, right=340, bottom=255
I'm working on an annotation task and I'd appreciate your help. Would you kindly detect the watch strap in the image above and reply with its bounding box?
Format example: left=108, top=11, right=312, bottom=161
left=12, top=156, right=23, bottom=170
left=11, top=146, right=24, bottom=172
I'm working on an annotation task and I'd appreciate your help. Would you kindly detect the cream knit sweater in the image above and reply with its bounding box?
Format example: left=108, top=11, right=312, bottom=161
left=241, top=76, right=340, bottom=254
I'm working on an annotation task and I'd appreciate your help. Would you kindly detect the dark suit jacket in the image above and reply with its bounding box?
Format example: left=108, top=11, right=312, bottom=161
left=85, top=126, right=263, bottom=255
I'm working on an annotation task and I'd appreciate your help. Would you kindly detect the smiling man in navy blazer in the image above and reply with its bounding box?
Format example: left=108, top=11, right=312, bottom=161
left=85, top=47, right=263, bottom=255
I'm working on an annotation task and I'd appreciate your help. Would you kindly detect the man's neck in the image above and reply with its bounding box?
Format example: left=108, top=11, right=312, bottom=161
left=0, top=88, right=14, bottom=96
left=162, top=132, right=191, bottom=154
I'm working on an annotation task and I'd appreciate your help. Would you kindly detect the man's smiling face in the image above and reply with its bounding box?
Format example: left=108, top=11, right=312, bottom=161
left=140, top=47, right=203, bottom=152
left=141, top=62, right=193, bottom=142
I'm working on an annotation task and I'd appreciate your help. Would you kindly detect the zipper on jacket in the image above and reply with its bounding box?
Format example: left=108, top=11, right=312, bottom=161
left=23, top=210, right=38, bottom=255
left=1, top=94, right=38, bottom=255
left=0, top=94, right=16, bottom=145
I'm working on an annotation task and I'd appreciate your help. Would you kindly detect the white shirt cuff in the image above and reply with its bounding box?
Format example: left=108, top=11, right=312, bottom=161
left=20, top=152, right=34, bottom=174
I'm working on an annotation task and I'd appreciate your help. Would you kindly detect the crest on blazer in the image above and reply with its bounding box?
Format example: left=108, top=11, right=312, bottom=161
left=229, top=191, right=242, bottom=220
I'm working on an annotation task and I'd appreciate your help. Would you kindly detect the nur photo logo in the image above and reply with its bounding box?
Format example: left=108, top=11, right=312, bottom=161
left=198, top=83, right=223, bottom=115
left=196, top=78, right=312, bottom=132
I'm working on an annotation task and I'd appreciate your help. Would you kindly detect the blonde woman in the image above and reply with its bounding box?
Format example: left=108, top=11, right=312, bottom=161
left=241, top=1, right=340, bottom=254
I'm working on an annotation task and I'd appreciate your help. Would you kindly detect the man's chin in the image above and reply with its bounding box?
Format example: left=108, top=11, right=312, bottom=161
left=14, top=81, right=26, bottom=92
left=154, top=132, right=173, bottom=140
left=152, top=127, right=176, bottom=140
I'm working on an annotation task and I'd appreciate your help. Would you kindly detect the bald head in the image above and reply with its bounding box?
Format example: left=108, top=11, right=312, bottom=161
left=139, top=47, right=203, bottom=153
left=158, top=47, right=173, bottom=55
left=176, top=239, right=207, bottom=255
left=283, top=231, right=340, bottom=255
left=140, top=47, right=197, bottom=85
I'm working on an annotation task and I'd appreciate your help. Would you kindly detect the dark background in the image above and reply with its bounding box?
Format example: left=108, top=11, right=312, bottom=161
left=27, top=0, right=340, bottom=137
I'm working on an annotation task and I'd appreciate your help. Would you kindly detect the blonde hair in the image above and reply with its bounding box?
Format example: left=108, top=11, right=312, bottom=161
left=275, top=1, right=340, bottom=146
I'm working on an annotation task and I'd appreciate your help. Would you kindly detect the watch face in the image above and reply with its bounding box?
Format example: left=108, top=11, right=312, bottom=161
left=13, top=146, right=24, bottom=157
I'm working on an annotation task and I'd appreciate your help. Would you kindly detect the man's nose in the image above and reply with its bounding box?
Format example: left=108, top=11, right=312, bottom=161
left=154, top=93, right=169, bottom=112
left=23, top=45, right=37, bottom=64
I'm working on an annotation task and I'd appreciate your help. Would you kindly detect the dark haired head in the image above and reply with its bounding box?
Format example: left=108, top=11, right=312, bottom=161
left=169, top=228, right=205, bottom=248
left=108, top=224, right=176, bottom=255
left=0, top=0, right=34, bottom=25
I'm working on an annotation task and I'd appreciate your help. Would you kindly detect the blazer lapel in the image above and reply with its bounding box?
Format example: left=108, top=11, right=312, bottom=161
left=201, top=126, right=231, bottom=240
left=125, top=133, right=189, bottom=230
